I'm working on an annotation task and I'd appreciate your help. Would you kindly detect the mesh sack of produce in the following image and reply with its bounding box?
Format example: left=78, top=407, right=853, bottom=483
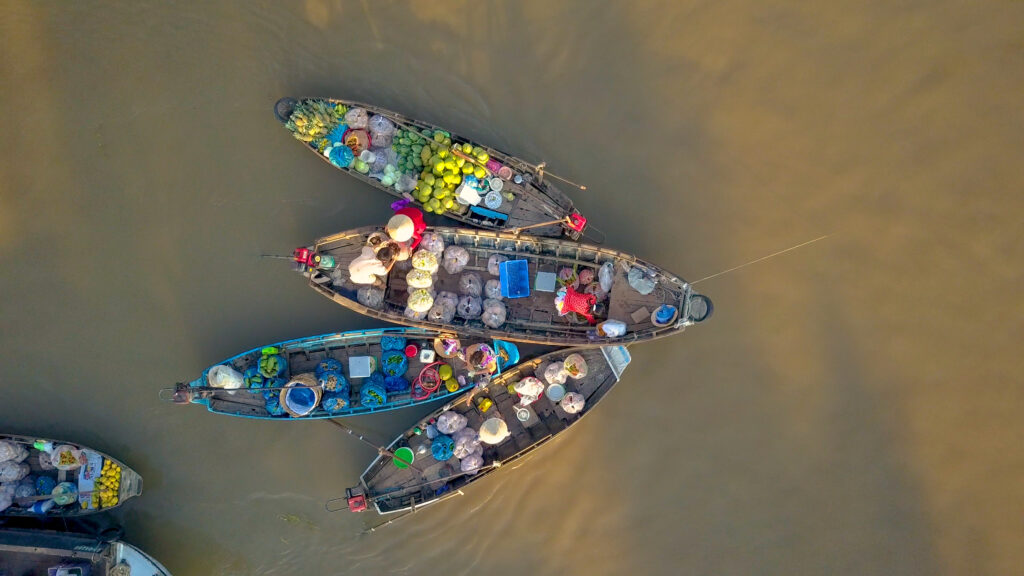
left=481, top=299, right=507, bottom=328
left=0, top=461, right=30, bottom=483
left=435, top=410, right=468, bottom=434
left=406, top=269, right=434, bottom=289
left=321, top=389, right=350, bottom=414
left=0, top=441, right=26, bottom=463
left=487, top=254, right=507, bottom=276
left=367, top=114, right=395, bottom=139
left=265, top=394, right=287, bottom=416
left=381, top=350, right=409, bottom=376
left=343, top=107, right=369, bottom=129
left=484, top=279, right=503, bottom=300
left=411, top=250, right=439, bottom=273
left=457, top=295, right=482, bottom=319
left=431, top=434, right=455, bottom=461
left=436, top=291, right=459, bottom=308
left=442, top=246, right=470, bottom=274
left=380, top=335, right=407, bottom=351
left=384, top=375, right=409, bottom=393
left=404, top=305, right=428, bottom=321
left=427, top=299, right=456, bottom=323
left=315, top=358, right=344, bottom=378
left=360, top=381, right=387, bottom=407
left=243, top=366, right=265, bottom=390
left=407, top=289, right=435, bottom=312
left=458, top=272, right=482, bottom=297
left=258, top=351, right=288, bottom=379
left=419, top=232, right=445, bottom=256
left=318, top=370, right=348, bottom=392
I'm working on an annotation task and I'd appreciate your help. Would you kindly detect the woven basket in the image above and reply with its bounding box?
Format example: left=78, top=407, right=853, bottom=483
left=280, top=373, right=322, bottom=418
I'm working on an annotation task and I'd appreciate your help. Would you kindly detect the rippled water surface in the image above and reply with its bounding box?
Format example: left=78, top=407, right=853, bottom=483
left=1, top=1, right=1022, bottom=574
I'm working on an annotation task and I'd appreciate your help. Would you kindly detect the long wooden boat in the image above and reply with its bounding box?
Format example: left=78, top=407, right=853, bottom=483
left=274, top=97, right=587, bottom=239
left=296, top=227, right=712, bottom=347
left=340, top=346, right=631, bottom=515
left=0, top=527, right=171, bottom=575
left=0, top=434, right=142, bottom=518
left=164, top=327, right=521, bottom=420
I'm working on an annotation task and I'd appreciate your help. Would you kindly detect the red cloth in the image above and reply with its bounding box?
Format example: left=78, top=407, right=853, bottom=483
left=559, top=286, right=597, bottom=324
left=395, top=207, right=426, bottom=251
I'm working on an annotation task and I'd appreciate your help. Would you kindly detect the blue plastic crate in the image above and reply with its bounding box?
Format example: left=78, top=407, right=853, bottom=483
left=499, top=259, right=531, bottom=299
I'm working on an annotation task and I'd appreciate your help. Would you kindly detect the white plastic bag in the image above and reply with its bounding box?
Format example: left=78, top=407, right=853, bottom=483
left=0, top=461, right=29, bottom=483
left=0, top=441, right=26, bottom=463
left=452, top=427, right=480, bottom=459
left=435, top=411, right=468, bottom=434
left=481, top=299, right=507, bottom=328
left=484, top=279, right=503, bottom=300
left=542, top=362, right=569, bottom=385
left=419, top=232, right=445, bottom=256
left=514, top=377, right=545, bottom=406
left=208, top=365, right=244, bottom=390
left=487, top=254, right=507, bottom=276
left=443, top=246, right=470, bottom=274
left=599, top=262, right=615, bottom=293
left=460, top=452, right=484, bottom=474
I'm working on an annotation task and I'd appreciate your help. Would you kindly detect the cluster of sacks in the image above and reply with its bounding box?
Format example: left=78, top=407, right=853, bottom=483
left=386, top=232, right=508, bottom=329
left=512, top=354, right=588, bottom=414
left=423, top=411, right=485, bottom=474
left=0, top=441, right=85, bottom=513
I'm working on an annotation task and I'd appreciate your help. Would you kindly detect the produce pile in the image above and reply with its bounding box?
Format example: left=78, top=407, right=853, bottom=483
left=285, top=99, right=519, bottom=217
left=94, top=459, right=122, bottom=508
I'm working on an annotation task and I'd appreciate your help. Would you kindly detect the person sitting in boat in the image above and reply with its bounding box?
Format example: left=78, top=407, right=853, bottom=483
left=386, top=206, right=426, bottom=251
left=463, top=342, right=498, bottom=377
left=349, top=243, right=397, bottom=286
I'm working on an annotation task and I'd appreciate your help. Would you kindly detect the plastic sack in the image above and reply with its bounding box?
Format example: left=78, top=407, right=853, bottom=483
left=627, top=267, right=656, bottom=295
left=404, top=306, right=428, bottom=321
left=487, top=254, right=507, bottom=276
left=514, top=376, right=545, bottom=406
left=407, top=289, right=435, bottom=312
left=380, top=335, right=407, bottom=351
left=425, top=424, right=439, bottom=439
left=578, top=268, right=596, bottom=286
left=452, top=427, right=481, bottom=459
left=14, top=482, right=35, bottom=500
left=431, top=434, right=455, bottom=461
left=0, top=484, right=13, bottom=513
left=406, top=269, right=434, bottom=289
left=460, top=452, right=485, bottom=474
left=360, top=381, right=387, bottom=407
left=420, top=232, right=445, bottom=256
left=37, top=451, right=55, bottom=471
left=259, top=352, right=288, bottom=379
left=381, top=350, right=408, bottom=377
left=599, top=262, right=615, bottom=293
left=411, top=250, right=439, bottom=273
left=384, top=375, right=409, bottom=393
left=0, top=461, right=29, bottom=483
left=596, top=320, right=627, bottom=338
left=435, top=410, right=468, bottom=434
left=344, top=107, right=369, bottom=129
left=443, top=246, right=470, bottom=274
left=265, top=394, right=287, bottom=416
left=436, top=291, right=459, bottom=309
left=0, top=441, right=27, bottom=463
left=563, top=353, right=589, bottom=379
left=367, top=114, right=395, bottom=138
left=316, top=357, right=344, bottom=377
left=321, top=390, right=350, bottom=414
left=357, top=286, right=385, bottom=309
left=457, top=295, right=482, bottom=319
left=542, top=362, right=569, bottom=385
left=318, top=370, right=347, bottom=392
left=481, top=298, right=507, bottom=328
left=208, top=365, right=244, bottom=390
left=561, top=391, right=585, bottom=414
left=427, top=299, right=456, bottom=323
left=484, top=279, right=503, bottom=300
left=458, top=273, right=482, bottom=297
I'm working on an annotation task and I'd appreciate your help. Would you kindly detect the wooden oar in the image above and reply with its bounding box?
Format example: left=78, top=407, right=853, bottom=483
left=326, top=419, right=420, bottom=472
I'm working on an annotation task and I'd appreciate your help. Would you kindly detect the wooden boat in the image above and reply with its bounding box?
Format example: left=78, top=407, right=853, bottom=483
left=339, top=346, right=631, bottom=515
left=274, top=97, right=587, bottom=239
left=0, top=527, right=171, bottom=575
left=296, top=226, right=713, bottom=347
left=163, top=327, right=521, bottom=420
left=0, top=434, right=142, bottom=518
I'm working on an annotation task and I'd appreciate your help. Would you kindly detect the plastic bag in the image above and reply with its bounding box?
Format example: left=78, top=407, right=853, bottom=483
left=596, top=320, right=627, bottom=338
left=411, top=250, right=439, bottom=273
left=0, top=441, right=26, bottom=463
left=419, top=232, right=445, bottom=256
left=561, top=391, right=585, bottom=414
left=208, top=365, right=244, bottom=390
left=563, top=353, right=589, bottom=379
left=436, top=291, right=459, bottom=309
left=427, top=299, right=456, bottom=323
left=357, top=286, right=385, bottom=309
left=452, top=427, right=481, bottom=459
left=0, top=484, right=13, bottom=513
left=0, top=461, right=29, bottom=483
left=627, top=267, right=656, bottom=295
left=344, top=107, right=369, bottom=129
left=542, top=362, right=569, bottom=385
left=487, top=254, right=507, bottom=276
left=37, top=451, right=55, bottom=471
left=407, top=289, right=435, bottom=312
left=435, top=410, right=468, bottom=434
left=431, top=435, right=455, bottom=461
left=481, top=299, right=507, bottom=328
left=457, top=295, right=482, bottom=319
left=367, top=114, right=395, bottom=138
left=460, top=452, right=485, bottom=474
left=406, top=269, right=434, bottom=289
left=514, top=376, right=545, bottom=406
left=458, top=273, right=482, bottom=297
left=443, top=246, right=470, bottom=274
left=599, top=262, right=615, bottom=293
left=484, top=279, right=503, bottom=300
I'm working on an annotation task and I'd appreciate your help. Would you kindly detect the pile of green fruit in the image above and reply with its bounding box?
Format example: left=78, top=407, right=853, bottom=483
left=285, top=100, right=345, bottom=143
left=394, top=128, right=495, bottom=215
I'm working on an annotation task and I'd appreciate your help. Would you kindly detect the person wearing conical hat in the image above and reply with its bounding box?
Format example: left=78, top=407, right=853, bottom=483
left=386, top=206, right=426, bottom=251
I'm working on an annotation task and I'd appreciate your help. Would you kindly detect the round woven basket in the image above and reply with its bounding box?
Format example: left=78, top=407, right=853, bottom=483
left=280, top=373, right=322, bottom=418
left=433, top=336, right=461, bottom=359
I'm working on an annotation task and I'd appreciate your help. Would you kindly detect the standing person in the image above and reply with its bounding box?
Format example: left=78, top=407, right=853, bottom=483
left=386, top=206, right=426, bottom=251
